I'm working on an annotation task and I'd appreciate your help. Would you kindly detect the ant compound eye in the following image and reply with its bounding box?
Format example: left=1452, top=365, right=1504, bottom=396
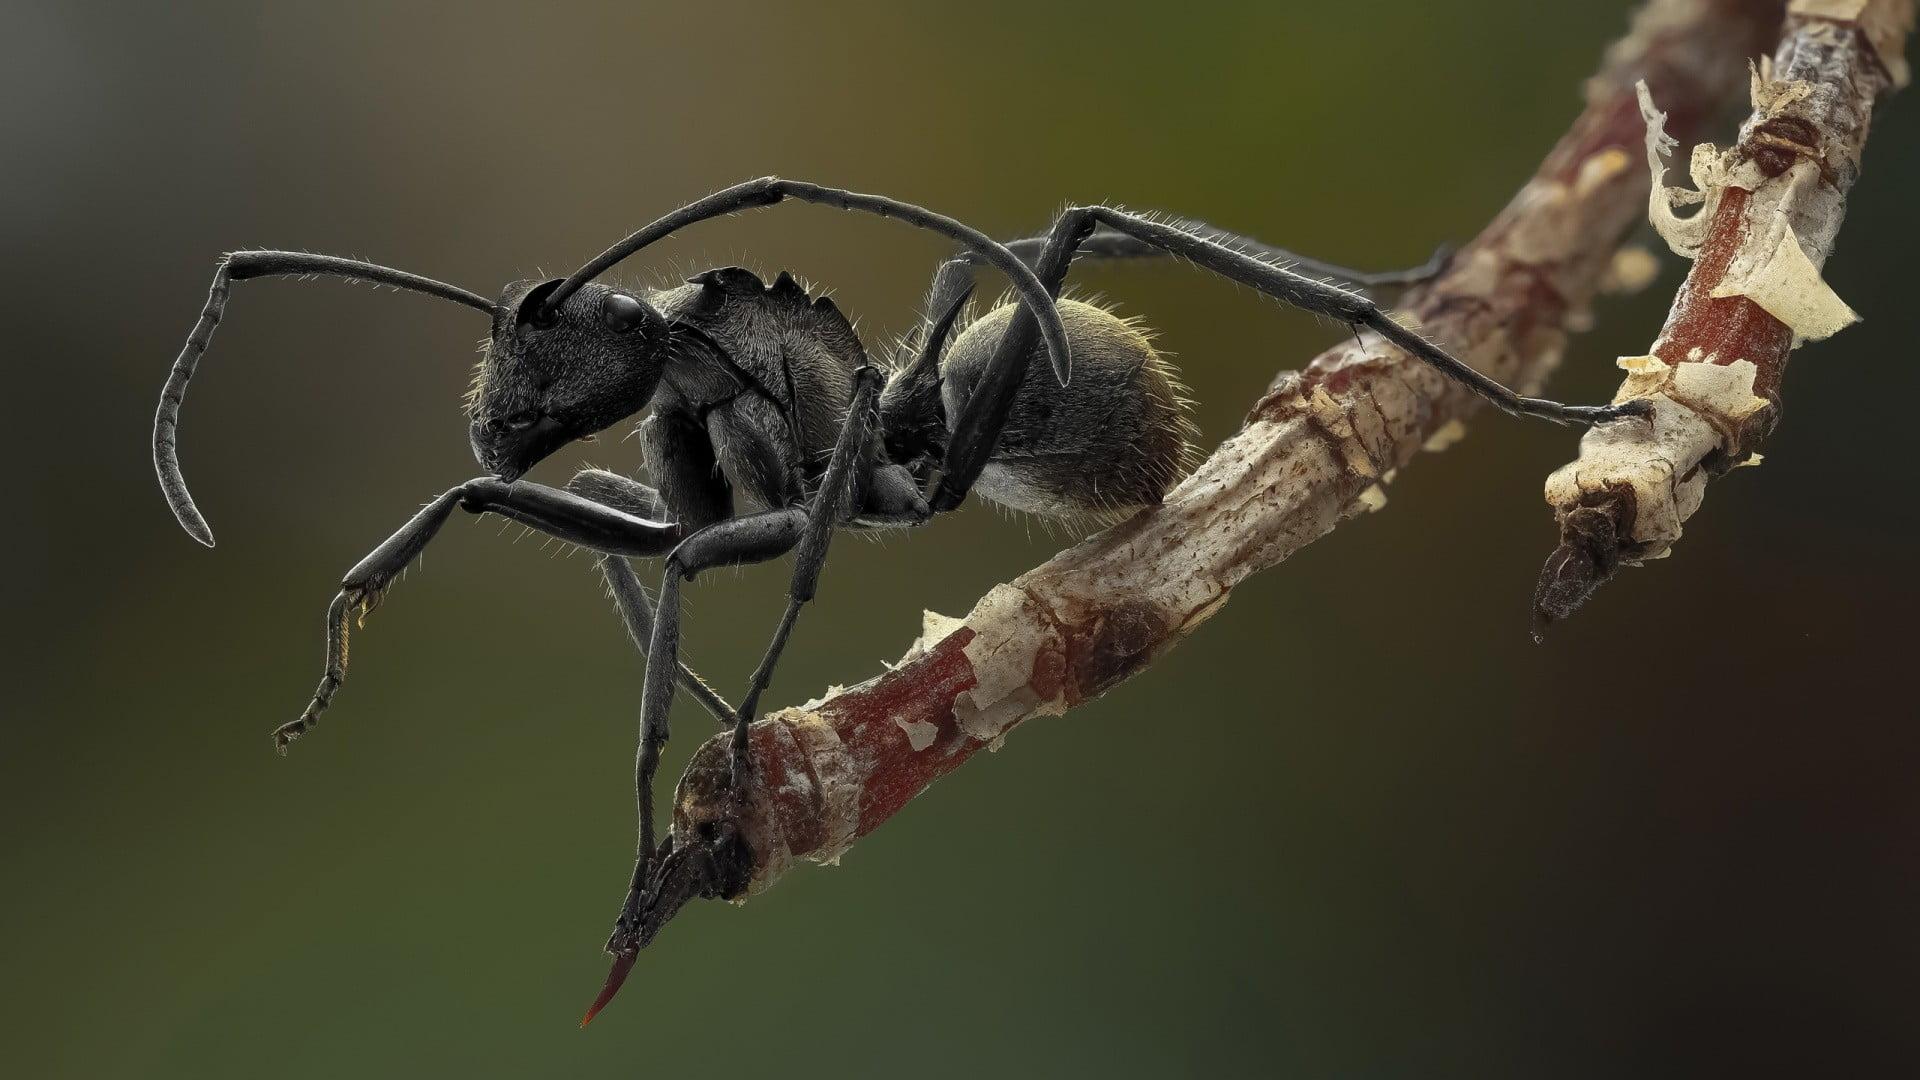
left=602, top=292, right=651, bottom=333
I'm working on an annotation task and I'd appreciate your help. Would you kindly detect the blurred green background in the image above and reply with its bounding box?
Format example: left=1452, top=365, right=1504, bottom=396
left=6, top=1, right=1918, bottom=1076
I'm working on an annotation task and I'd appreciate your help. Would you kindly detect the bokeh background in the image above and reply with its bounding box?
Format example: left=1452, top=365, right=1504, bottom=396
left=6, top=1, right=1918, bottom=1076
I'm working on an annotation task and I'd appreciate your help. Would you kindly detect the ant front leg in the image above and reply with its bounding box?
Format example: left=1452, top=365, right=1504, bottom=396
left=276, top=477, right=684, bottom=751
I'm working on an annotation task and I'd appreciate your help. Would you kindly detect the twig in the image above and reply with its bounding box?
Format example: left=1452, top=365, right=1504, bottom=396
left=664, top=0, right=1789, bottom=898
left=1533, top=0, right=1913, bottom=635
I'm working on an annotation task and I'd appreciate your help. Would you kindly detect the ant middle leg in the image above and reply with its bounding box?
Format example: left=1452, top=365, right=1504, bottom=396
left=609, top=367, right=882, bottom=960
left=729, top=365, right=884, bottom=771
left=567, top=468, right=739, bottom=727
left=596, top=554, right=738, bottom=731
left=615, top=506, right=809, bottom=950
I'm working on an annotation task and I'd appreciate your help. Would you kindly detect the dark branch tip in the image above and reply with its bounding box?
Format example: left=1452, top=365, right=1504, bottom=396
left=1530, top=501, right=1627, bottom=641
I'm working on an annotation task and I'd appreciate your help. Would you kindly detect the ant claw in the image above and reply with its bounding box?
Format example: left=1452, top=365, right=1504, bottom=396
left=271, top=722, right=304, bottom=754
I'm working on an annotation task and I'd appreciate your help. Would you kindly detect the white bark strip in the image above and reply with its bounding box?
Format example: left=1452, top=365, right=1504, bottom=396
left=1543, top=1, right=1910, bottom=564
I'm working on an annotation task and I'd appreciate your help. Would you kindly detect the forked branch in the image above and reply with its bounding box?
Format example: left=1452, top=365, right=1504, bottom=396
left=663, top=0, right=1790, bottom=899
left=1534, top=0, right=1913, bottom=633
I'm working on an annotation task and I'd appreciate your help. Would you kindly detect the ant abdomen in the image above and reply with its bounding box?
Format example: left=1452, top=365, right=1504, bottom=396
left=940, top=299, right=1198, bottom=521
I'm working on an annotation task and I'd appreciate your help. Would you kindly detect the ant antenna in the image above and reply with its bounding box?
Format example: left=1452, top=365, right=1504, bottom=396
left=154, top=251, right=495, bottom=546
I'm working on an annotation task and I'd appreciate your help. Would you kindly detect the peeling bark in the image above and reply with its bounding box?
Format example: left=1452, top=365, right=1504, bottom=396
left=1534, top=0, right=1913, bottom=633
left=667, top=0, right=1790, bottom=898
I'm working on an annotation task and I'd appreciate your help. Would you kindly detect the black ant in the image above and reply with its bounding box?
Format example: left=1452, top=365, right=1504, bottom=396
left=152, top=177, right=1644, bottom=1023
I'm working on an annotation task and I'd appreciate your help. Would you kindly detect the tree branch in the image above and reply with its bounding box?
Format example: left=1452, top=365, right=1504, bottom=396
left=1533, top=0, right=1913, bottom=633
left=666, top=0, right=1790, bottom=900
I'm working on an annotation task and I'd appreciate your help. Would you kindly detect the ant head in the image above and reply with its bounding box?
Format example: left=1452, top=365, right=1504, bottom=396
left=468, top=277, right=671, bottom=481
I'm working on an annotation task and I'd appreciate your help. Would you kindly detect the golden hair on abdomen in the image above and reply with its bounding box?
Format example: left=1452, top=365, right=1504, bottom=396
left=938, top=298, right=1198, bottom=523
